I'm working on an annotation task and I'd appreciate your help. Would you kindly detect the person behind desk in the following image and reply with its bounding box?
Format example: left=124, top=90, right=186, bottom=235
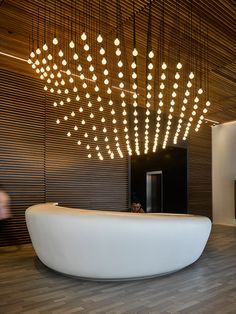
left=130, top=202, right=145, bottom=213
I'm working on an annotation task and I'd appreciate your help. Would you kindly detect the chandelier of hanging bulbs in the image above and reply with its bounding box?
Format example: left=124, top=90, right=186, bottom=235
left=28, top=1, right=211, bottom=161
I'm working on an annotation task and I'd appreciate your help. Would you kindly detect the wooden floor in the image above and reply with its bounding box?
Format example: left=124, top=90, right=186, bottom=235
left=0, top=225, right=236, bottom=314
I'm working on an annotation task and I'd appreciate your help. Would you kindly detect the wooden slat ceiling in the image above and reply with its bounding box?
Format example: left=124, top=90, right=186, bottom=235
left=0, top=0, right=235, bottom=126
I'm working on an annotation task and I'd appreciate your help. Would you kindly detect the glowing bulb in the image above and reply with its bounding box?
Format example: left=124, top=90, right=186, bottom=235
left=148, top=50, right=154, bottom=58
left=36, top=48, right=41, bottom=55
left=189, top=72, right=194, bottom=79
left=35, top=59, right=40, bottom=65
left=175, top=72, right=180, bottom=80
left=194, top=97, right=199, bottom=103
left=118, top=72, right=123, bottom=78
left=81, top=32, right=87, bottom=41
left=89, top=65, right=94, bottom=72
left=148, top=63, right=153, bottom=70
left=103, top=69, right=109, bottom=76
left=132, top=72, right=137, bottom=79
left=69, top=40, right=75, bottom=48
left=47, top=54, right=52, bottom=60
left=177, top=62, right=182, bottom=69
left=27, top=58, right=32, bottom=64
left=131, top=62, right=136, bottom=69
left=87, top=55, right=92, bottom=62
left=161, top=73, right=166, bottom=80
left=102, top=57, right=107, bottom=65
left=147, top=74, right=152, bottom=80
left=162, top=62, right=167, bottom=70
left=84, top=44, right=89, bottom=51
left=132, top=48, right=138, bottom=56
left=32, top=64, right=36, bottom=69
left=62, top=59, right=67, bottom=66
left=100, top=47, right=105, bottom=55
left=53, top=37, right=58, bottom=45
left=58, top=49, right=63, bottom=57
left=30, top=51, right=35, bottom=58
left=43, top=43, right=48, bottom=51
left=97, top=34, right=103, bottom=43
left=77, top=64, right=82, bottom=72
left=173, top=83, right=178, bottom=89
left=116, top=48, right=121, bottom=56
left=73, top=53, right=78, bottom=60
left=198, top=88, right=203, bottom=94
left=185, top=90, right=190, bottom=96
left=114, top=38, right=120, bottom=46
left=118, top=60, right=123, bottom=67
left=206, top=100, right=211, bottom=106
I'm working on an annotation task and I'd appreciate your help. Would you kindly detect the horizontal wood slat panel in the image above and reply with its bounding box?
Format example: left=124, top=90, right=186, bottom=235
left=188, top=126, right=212, bottom=218
left=0, top=68, right=128, bottom=246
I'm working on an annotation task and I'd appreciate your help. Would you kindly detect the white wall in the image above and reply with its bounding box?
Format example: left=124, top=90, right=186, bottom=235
left=212, top=122, right=236, bottom=226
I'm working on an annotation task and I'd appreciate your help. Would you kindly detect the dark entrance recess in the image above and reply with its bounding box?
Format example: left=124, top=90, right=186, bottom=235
left=130, top=147, right=187, bottom=214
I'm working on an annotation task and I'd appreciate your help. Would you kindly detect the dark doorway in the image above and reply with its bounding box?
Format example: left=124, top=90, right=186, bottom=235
left=146, top=171, right=163, bottom=213
left=130, top=147, right=187, bottom=214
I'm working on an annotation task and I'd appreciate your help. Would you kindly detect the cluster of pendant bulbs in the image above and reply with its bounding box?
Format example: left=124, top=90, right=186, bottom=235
left=28, top=27, right=211, bottom=160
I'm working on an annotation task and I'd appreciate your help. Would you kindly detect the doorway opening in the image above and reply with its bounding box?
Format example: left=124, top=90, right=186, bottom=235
left=146, top=171, right=163, bottom=213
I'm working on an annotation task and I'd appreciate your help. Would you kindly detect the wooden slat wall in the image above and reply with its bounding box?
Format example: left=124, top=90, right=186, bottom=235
left=0, top=69, right=45, bottom=246
left=0, top=68, right=128, bottom=247
left=188, top=126, right=212, bottom=218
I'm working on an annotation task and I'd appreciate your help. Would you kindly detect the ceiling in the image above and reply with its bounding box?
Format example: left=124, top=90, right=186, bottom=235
left=0, top=0, right=235, bottom=127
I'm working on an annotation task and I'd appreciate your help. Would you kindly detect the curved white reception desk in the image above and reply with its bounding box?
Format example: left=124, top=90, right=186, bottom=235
left=26, top=203, right=211, bottom=280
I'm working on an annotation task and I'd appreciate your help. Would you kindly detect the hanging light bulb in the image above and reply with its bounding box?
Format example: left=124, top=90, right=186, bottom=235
left=189, top=72, right=194, bottom=79
left=53, top=37, right=58, bottom=45
left=175, top=72, right=180, bottom=80
left=206, top=100, right=211, bottom=106
left=84, top=43, right=89, bottom=51
left=62, top=59, right=67, bottom=66
left=132, top=48, right=138, bottom=56
left=81, top=32, right=87, bottom=41
left=187, top=81, right=192, bottom=88
left=114, top=38, right=120, bottom=46
left=118, top=60, right=123, bottom=68
left=162, top=62, right=167, bottom=70
left=148, top=63, right=153, bottom=70
left=116, top=48, right=121, bottom=56
left=100, top=47, right=105, bottom=55
left=198, top=88, right=203, bottom=94
left=102, top=57, right=107, bottom=65
left=148, top=50, right=154, bottom=58
left=69, top=40, right=75, bottom=48
left=87, top=54, right=92, bottom=62
left=30, top=51, right=35, bottom=58
left=43, top=43, right=48, bottom=51
left=89, top=65, right=94, bottom=72
left=131, top=61, right=136, bottom=69
left=161, top=73, right=166, bottom=80
left=36, top=47, right=41, bottom=55
left=73, top=53, right=78, bottom=60
left=177, top=62, right=182, bottom=69
left=97, top=34, right=103, bottom=43
left=58, top=49, right=63, bottom=57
